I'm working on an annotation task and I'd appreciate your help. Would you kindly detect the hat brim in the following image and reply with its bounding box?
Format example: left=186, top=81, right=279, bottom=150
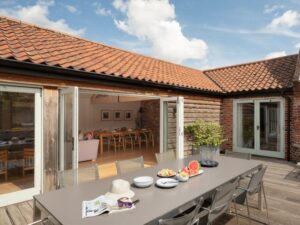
left=105, top=190, right=135, bottom=201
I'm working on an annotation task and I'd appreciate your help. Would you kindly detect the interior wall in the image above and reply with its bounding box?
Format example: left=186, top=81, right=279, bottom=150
left=79, top=94, right=141, bottom=132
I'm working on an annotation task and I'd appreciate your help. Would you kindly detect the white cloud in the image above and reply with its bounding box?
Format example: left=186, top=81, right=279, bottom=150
left=93, top=2, right=112, bottom=16
left=296, top=43, right=300, bottom=49
left=112, top=0, right=208, bottom=64
left=65, top=4, right=78, bottom=13
left=267, top=10, right=300, bottom=29
left=0, top=1, right=85, bottom=36
left=264, top=4, right=285, bottom=14
left=265, top=51, right=287, bottom=59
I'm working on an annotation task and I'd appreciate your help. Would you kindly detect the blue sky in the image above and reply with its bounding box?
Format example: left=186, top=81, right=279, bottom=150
left=0, top=0, right=300, bottom=69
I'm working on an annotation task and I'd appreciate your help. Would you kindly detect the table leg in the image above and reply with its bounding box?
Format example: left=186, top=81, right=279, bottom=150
left=33, top=198, right=41, bottom=221
left=100, top=136, right=103, bottom=155
left=258, top=187, right=262, bottom=210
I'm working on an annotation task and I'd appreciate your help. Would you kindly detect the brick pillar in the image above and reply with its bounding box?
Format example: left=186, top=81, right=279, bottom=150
left=221, top=98, right=233, bottom=151
left=291, top=82, right=300, bottom=161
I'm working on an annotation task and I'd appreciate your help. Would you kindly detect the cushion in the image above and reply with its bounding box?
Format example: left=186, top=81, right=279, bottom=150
left=78, top=131, right=84, bottom=141
left=84, top=131, right=94, bottom=140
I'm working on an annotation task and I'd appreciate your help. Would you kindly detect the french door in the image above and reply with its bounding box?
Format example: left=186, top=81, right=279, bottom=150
left=0, top=84, right=42, bottom=207
left=160, top=97, right=184, bottom=159
left=59, top=87, right=79, bottom=173
left=233, top=98, right=285, bottom=158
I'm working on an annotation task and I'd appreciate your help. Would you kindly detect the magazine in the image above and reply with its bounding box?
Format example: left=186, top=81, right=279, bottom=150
left=82, top=195, right=135, bottom=218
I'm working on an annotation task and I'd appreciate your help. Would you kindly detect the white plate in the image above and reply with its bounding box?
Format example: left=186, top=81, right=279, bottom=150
left=156, top=178, right=179, bottom=188
left=133, top=176, right=153, bottom=188
left=188, top=169, right=204, bottom=177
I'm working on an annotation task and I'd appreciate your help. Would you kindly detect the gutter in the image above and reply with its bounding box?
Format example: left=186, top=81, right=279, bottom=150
left=0, top=58, right=224, bottom=97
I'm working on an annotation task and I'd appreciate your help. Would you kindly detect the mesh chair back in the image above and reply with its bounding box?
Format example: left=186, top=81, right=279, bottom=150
left=209, top=178, right=239, bottom=222
left=225, top=150, right=251, bottom=160
left=247, top=166, right=267, bottom=195
left=115, top=156, right=144, bottom=175
left=159, top=197, right=204, bottom=225
left=58, top=164, right=100, bottom=189
left=155, top=151, right=176, bottom=164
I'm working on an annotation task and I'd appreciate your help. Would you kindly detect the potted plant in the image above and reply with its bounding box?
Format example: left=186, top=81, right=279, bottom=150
left=185, top=119, right=225, bottom=160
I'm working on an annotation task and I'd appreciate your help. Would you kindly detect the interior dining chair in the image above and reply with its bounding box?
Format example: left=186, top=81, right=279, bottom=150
left=139, top=130, right=149, bottom=150
left=0, top=150, right=8, bottom=181
left=155, top=151, right=176, bottom=164
left=111, top=133, right=124, bottom=152
left=23, top=148, right=34, bottom=176
left=233, top=166, right=270, bottom=225
left=224, top=150, right=252, bottom=160
left=115, top=156, right=144, bottom=175
left=57, top=163, right=100, bottom=189
left=202, top=177, right=240, bottom=225
left=159, top=197, right=205, bottom=225
left=124, top=133, right=134, bottom=151
left=147, top=129, right=155, bottom=149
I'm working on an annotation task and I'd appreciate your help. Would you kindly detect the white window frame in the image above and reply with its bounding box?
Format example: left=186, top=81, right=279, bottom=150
left=233, top=97, right=285, bottom=158
left=160, top=96, right=184, bottom=159
left=0, top=84, right=43, bottom=207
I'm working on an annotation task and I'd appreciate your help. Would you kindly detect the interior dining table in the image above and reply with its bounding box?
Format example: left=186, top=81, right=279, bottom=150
left=94, top=129, right=150, bottom=154
left=33, top=155, right=262, bottom=225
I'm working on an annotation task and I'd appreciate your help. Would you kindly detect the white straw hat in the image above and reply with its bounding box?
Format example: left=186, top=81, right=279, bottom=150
left=105, top=179, right=135, bottom=201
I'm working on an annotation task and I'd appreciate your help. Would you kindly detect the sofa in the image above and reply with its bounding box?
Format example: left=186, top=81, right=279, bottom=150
left=78, top=139, right=99, bottom=162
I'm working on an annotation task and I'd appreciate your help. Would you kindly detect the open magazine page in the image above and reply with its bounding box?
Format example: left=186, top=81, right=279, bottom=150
left=82, top=195, right=135, bottom=218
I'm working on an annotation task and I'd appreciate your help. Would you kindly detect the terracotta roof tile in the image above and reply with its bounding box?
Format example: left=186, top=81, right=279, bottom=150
left=0, top=16, right=221, bottom=92
left=204, top=55, right=298, bottom=93
left=0, top=16, right=298, bottom=94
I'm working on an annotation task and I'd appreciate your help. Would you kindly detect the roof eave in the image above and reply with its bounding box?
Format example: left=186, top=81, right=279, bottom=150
left=0, top=58, right=224, bottom=97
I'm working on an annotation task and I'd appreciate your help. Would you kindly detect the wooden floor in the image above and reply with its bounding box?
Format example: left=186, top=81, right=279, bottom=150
left=1, top=157, right=300, bottom=225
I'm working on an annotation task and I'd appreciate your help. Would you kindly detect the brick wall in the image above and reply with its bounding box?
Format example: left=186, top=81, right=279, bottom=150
left=291, top=83, right=300, bottom=161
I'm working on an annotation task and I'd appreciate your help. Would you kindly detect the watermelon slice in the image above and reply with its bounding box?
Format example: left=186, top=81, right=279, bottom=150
left=188, top=160, right=200, bottom=172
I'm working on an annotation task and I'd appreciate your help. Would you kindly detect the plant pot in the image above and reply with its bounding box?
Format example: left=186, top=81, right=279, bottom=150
left=192, top=148, right=201, bottom=156
left=200, top=145, right=220, bottom=160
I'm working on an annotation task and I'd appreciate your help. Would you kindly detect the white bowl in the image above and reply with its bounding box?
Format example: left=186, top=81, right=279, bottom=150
left=133, top=176, right=153, bottom=188
left=176, top=173, right=189, bottom=182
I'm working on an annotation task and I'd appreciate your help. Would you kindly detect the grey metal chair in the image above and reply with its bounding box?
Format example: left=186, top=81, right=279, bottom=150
left=159, top=197, right=205, bottom=225
left=234, top=166, right=270, bottom=225
left=202, top=177, right=240, bottom=225
left=115, top=156, right=144, bottom=175
left=155, top=151, right=176, bottom=164
left=225, top=150, right=251, bottom=160
left=57, top=163, right=100, bottom=189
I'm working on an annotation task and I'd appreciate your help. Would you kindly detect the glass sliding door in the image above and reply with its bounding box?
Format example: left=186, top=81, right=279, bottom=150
left=234, top=98, right=284, bottom=158
left=0, top=85, right=42, bottom=207
left=160, top=97, right=184, bottom=159
left=59, top=87, right=79, bottom=173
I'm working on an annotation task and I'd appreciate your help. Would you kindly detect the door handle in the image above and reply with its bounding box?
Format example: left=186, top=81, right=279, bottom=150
left=256, top=125, right=260, bottom=130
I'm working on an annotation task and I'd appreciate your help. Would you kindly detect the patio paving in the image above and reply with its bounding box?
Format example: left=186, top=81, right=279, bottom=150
left=0, top=156, right=299, bottom=225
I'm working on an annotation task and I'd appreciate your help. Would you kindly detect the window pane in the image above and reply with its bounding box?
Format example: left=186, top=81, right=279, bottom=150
left=0, top=91, right=35, bottom=195
left=237, top=103, right=254, bottom=149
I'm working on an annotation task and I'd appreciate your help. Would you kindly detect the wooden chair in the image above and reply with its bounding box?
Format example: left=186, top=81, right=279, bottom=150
left=23, top=148, right=34, bottom=176
left=124, top=132, right=134, bottom=151
left=147, top=130, right=155, bottom=148
left=111, top=133, right=124, bottom=152
left=0, top=150, right=8, bottom=181
left=225, top=150, right=252, bottom=160
left=139, top=130, right=149, bottom=150
left=155, top=151, right=176, bottom=164
left=115, top=156, right=144, bottom=175
left=132, top=131, right=141, bottom=150
left=57, top=163, right=100, bottom=189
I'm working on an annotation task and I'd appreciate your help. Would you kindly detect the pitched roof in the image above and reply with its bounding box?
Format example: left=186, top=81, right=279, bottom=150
left=0, top=16, right=222, bottom=92
left=204, top=54, right=298, bottom=93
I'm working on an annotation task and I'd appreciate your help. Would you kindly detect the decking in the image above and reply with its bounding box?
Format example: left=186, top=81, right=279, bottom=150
left=0, top=157, right=300, bottom=225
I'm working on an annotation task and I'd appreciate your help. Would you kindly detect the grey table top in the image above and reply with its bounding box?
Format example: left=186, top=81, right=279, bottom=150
left=34, top=155, right=262, bottom=225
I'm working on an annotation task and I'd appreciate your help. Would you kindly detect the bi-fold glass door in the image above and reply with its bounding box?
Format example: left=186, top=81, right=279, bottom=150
left=160, top=97, right=184, bottom=159
left=0, top=84, right=42, bottom=207
left=59, top=87, right=79, bottom=179
left=233, top=98, right=285, bottom=158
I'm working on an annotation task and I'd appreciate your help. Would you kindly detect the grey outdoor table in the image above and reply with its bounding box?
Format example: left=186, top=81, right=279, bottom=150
left=33, top=155, right=262, bottom=225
